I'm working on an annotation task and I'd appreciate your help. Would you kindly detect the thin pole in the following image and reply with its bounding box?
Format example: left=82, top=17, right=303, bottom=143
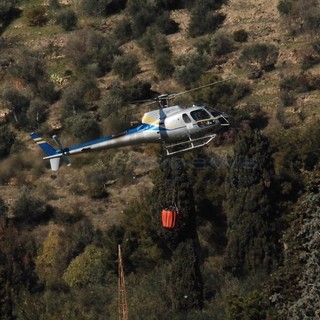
left=118, top=244, right=128, bottom=320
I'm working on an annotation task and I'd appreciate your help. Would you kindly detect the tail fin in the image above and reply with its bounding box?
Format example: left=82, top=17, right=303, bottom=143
left=30, top=133, right=62, bottom=171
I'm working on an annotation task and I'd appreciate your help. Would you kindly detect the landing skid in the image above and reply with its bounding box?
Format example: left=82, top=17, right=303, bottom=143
left=163, top=134, right=216, bottom=156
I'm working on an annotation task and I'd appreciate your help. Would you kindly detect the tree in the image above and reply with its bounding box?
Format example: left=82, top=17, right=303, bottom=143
left=65, top=114, right=100, bottom=141
left=12, top=187, right=50, bottom=224
left=112, top=53, right=140, bottom=80
left=224, top=129, right=282, bottom=277
left=0, top=0, right=16, bottom=24
left=152, top=157, right=203, bottom=312
left=188, top=0, right=226, bottom=37
left=0, top=125, right=15, bottom=157
left=273, top=170, right=320, bottom=319
left=2, top=87, right=29, bottom=126
left=210, top=31, right=235, bottom=56
left=63, top=245, right=111, bottom=288
left=170, top=239, right=203, bottom=313
left=239, top=43, right=279, bottom=73
left=0, top=225, right=38, bottom=319
left=65, top=29, right=120, bottom=75
left=26, top=6, right=47, bottom=26
left=26, top=98, right=49, bottom=129
left=174, top=50, right=209, bottom=88
left=56, top=8, right=77, bottom=31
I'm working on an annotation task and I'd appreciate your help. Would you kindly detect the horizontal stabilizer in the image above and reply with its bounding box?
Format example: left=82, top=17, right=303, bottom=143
left=30, top=133, right=69, bottom=171
left=30, top=132, right=57, bottom=156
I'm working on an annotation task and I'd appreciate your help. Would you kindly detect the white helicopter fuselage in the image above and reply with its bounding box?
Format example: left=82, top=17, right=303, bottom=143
left=31, top=104, right=228, bottom=170
left=64, top=105, right=222, bottom=153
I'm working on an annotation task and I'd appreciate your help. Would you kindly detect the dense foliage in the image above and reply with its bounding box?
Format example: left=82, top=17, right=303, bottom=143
left=0, top=0, right=319, bottom=319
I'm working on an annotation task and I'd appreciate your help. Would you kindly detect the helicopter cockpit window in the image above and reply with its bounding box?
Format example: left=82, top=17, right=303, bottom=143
left=190, top=109, right=212, bottom=127
left=182, top=113, right=192, bottom=123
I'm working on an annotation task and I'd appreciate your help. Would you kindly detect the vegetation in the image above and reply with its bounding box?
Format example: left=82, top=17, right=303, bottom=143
left=0, top=0, right=319, bottom=319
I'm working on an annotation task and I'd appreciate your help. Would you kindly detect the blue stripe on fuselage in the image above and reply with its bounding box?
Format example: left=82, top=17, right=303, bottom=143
left=64, top=123, right=154, bottom=153
left=61, top=122, right=187, bottom=154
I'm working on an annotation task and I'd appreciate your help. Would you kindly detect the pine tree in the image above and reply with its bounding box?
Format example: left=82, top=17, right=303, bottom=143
left=224, top=129, right=282, bottom=277
left=152, top=157, right=203, bottom=312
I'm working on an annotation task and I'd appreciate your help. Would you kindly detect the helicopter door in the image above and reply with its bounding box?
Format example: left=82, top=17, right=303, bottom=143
left=182, top=113, right=193, bottom=132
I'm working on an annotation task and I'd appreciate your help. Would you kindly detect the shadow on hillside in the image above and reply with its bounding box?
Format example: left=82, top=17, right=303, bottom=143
left=0, top=7, right=22, bottom=36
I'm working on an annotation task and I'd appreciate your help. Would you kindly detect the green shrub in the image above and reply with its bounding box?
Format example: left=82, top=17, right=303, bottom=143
left=56, top=8, right=77, bottom=31
left=65, top=29, right=120, bottom=75
left=233, top=29, right=249, bottom=42
left=113, top=18, right=132, bottom=44
left=12, top=187, right=51, bottom=224
left=26, top=98, right=49, bottom=129
left=65, top=114, right=101, bottom=141
left=83, top=161, right=109, bottom=198
left=174, top=50, right=209, bottom=88
left=77, top=0, right=126, bottom=17
left=301, top=53, right=320, bottom=70
left=279, top=90, right=296, bottom=106
left=0, top=124, right=15, bottom=157
left=127, top=0, right=157, bottom=38
left=303, top=8, right=320, bottom=33
left=26, top=6, right=47, bottom=26
left=277, top=0, right=293, bottom=15
left=154, top=11, right=179, bottom=35
left=210, top=31, right=235, bottom=56
left=239, top=43, right=279, bottom=72
left=112, top=53, right=140, bottom=80
left=127, top=0, right=178, bottom=38
left=154, top=50, right=174, bottom=78
left=138, top=29, right=174, bottom=78
left=188, top=0, right=225, bottom=37
left=0, top=0, right=16, bottom=22
left=279, top=73, right=320, bottom=93
left=2, top=87, right=30, bottom=126
left=61, top=77, right=100, bottom=117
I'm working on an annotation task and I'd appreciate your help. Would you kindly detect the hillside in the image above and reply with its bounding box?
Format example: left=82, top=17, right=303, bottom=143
left=0, top=0, right=319, bottom=319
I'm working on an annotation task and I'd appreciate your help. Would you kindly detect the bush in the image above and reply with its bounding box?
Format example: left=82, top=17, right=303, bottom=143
left=83, top=161, right=109, bottom=198
left=26, top=6, right=47, bottom=26
left=0, top=0, right=16, bottom=22
left=188, top=1, right=225, bottom=37
left=2, top=87, right=30, bottom=126
left=279, top=90, right=296, bottom=106
left=65, top=29, right=120, bottom=75
left=61, top=77, right=100, bottom=117
left=154, top=11, right=179, bottom=35
left=303, top=8, right=320, bottom=34
left=174, top=50, right=209, bottom=88
left=113, top=18, right=132, bottom=44
left=233, top=29, right=249, bottom=42
left=127, top=0, right=178, bottom=38
left=0, top=124, right=15, bottom=157
left=65, top=114, right=100, bottom=141
left=301, top=54, right=320, bottom=70
left=210, top=31, right=235, bottom=56
left=26, top=98, right=49, bottom=129
left=277, top=0, right=293, bottom=15
left=112, top=53, right=140, bottom=80
left=138, top=30, right=174, bottom=78
left=12, top=187, right=51, bottom=224
left=77, top=0, right=126, bottom=17
left=239, top=43, right=279, bottom=72
left=154, top=50, right=174, bottom=78
left=56, top=8, right=77, bottom=31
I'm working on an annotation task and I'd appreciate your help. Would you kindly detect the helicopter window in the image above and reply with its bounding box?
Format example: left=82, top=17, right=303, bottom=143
left=190, top=109, right=212, bottom=127
left=182, top=113, right=192, bottom=123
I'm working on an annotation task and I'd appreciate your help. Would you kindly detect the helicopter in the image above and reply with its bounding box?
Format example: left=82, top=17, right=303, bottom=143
left=31, top=90, right=229, bottom=171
